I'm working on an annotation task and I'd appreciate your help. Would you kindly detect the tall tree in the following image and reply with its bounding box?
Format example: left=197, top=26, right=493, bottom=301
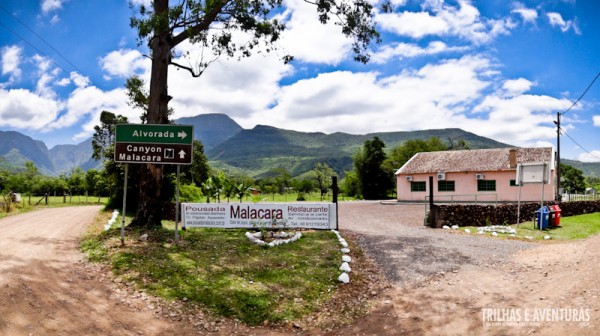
left=384, top=137, right=447, bottom=172
left=560, top=163, right=586, bottom=193
left=129, top=0, right=380, bottom=227
left=312, top=162, right=336, bottom=201
left=354, top=137, right=392, bottom=200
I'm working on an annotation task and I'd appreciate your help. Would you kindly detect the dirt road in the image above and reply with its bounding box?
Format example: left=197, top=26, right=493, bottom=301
left=1, top=204, right=598, bottom=335
left=0, top=207, right=199, bottom=336
left=335, top=201, right=600, bottom=335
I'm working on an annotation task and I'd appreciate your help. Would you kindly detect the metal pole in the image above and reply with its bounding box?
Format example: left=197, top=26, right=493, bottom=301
left=556, top=112, right=561, bottom=201
left=121, top=164, right=129, bottom=245
left=517, top=164, right=523, bottom=227
left=428, top=176, right=434, bottom=227
left=175, top=165, right=180, bottom=243
left=331, top=176, right=338, bottom=230
left=540, top=163, right=546, bottom=231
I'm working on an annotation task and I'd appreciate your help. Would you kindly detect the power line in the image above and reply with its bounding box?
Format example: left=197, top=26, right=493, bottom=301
left=0, top=20, right=74, bottom=77
left=0, top=4, right=125, bottom=108
left=560, top=71, right=600, bottom=115
left=560, top=127, right=600, bottom=161
left=0, top=4, right=85, bottom=75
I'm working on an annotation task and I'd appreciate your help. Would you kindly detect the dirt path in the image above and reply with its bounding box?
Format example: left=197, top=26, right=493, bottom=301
left=334, top=201, right=599, bottom=335
left=1, top=204, right=597, bottom=335
left=0, top=207, right=199, bottom=336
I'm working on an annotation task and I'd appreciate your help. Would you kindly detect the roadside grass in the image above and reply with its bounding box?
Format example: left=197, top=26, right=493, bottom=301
left=81, top=217, right=343, bottom=326
left=458, top=212, right=600, bottom=241
left=0, top=195, right=108, bottom=219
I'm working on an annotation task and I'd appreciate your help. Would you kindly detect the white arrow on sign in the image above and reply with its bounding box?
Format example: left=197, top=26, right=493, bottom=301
left=178, top=150, right=187, bottom=159
left=178, top=131, right=187, bottom=139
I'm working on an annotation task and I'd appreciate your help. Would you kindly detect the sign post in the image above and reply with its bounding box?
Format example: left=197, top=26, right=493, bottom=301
left=115, top=124, right=193, bottom=244
left=115, top=124, right=194, bottom=165
left=516, top=162, right=550, bottom=229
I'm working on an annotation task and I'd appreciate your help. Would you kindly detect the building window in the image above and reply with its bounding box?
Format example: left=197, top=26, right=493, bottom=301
left=477, top=180, right=496, bottom=192
left=411, top=181, right=426, bottom=192
left=510, top=179, right=518, bottom=187
left=438, top=180, right=455, bottom=192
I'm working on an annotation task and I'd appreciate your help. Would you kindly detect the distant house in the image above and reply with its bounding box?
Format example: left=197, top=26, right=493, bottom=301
left=395, top=147, right=555, bottom=202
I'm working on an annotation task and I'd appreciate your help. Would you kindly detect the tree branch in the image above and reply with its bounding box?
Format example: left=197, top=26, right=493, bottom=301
left=170, top=0, right=231, bottom=48
left=169, top=60, right=204, bottom=77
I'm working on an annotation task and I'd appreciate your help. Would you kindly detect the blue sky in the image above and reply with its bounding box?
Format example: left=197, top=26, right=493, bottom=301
left=0, top=0, right=599, bottom=162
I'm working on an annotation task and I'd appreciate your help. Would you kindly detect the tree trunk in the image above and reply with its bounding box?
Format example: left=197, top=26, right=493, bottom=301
left=130, top=0, right=171, bottom=228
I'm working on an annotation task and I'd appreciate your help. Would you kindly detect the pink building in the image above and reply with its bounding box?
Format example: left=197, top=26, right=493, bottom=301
left=395, top=147, right=555, bottom=203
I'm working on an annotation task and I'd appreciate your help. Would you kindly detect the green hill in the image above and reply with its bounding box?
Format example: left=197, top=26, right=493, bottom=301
left=206, top=126, right=512, bottom=178
left=562, top=159, right=600, bottom=177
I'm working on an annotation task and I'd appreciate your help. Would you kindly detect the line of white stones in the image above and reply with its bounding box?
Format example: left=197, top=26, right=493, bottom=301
left=245, top=231, right=303, bottom=247
left=332, top=229, right=352, bottom=284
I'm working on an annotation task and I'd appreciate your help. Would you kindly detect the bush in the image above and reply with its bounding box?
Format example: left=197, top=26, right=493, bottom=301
left=179, top=184, right=203, bottom=202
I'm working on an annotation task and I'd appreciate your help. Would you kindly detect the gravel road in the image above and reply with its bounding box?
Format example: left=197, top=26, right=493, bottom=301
left=0, top=206, right=200, bottom=336
left=338, top=201, right=535, bottom=286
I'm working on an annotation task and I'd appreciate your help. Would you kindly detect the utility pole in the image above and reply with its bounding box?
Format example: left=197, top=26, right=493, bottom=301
left=555, top=112, right=561, bottom=201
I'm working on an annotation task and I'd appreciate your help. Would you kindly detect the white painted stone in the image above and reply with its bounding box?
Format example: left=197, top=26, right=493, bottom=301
left=338, top=273, right=350, bottom=284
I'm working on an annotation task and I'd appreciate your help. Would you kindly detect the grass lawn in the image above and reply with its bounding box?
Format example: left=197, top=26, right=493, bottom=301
left=458, top=212, right=600, bottom=241
left=0, top=196, right=108, bottom=219
left=81, top=212, right=348, bottom=326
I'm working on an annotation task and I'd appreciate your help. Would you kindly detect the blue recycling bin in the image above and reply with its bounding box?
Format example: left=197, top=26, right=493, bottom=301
left=535, top=206, right=550, bottom=229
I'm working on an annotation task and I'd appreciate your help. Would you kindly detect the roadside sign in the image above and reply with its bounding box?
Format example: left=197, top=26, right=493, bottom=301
left=115, top=124, right=193, bottom=165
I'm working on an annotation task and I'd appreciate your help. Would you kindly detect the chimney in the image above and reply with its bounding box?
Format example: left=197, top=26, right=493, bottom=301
left=509, top=149, right=517, bottom=168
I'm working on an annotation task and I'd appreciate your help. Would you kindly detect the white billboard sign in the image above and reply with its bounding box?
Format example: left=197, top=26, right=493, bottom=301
left=181, top=203, right=337, bottom=230
left=516, top=162, right=550, bottom=185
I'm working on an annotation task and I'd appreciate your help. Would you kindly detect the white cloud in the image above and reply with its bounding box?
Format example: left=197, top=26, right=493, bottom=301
left=168, top=41, right=292, bottom=121
left=593, top=115, right=600, bottom=126
left=377, top=11, right=449, bottom=38
left=56, top=77, right=71, bottom=86
left=376, top=0, right=514, bottom=44
left=547, top=12, right=581, bottom=34
left=100, top=49, right=148, bottom=79
left=511, top=3, right=538, bottom=23
left=1, top=45, right=23, bottom=83
left=501, top=78, right=535, bottom=96
left=372, top=41, right=467, bottom=64
left=277, top=0, right=353, bottom=65
left=41, top=0, right=64, bottom=14
left=129, top=0, right=152, bottom=7
left=50, top=14, right=60, bottom=24
left=0, top=88, right=62, bottom=129
left=578, top=151, right=600, bottom=163
left=70, top=72, right=90, bottom=88
left=244, top=55, right=493, bottom=135
left=471, top=92, right=571, bottom=145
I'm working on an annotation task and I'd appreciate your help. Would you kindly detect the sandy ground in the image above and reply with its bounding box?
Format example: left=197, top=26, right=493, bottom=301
left=0, top=207, right=201, bottom=336
left=1, top=203, right=598, bottom=335
left=334, top=201, right=599, bottom=335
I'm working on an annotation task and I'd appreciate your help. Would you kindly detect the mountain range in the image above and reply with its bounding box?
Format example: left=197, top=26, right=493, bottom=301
left=1, top=113, right=599, bottom=178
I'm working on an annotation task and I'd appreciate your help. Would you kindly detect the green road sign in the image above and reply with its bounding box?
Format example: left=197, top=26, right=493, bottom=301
left=115, top=124, right=194, bottom=165
left=115, top=124, right=193, bottom=144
